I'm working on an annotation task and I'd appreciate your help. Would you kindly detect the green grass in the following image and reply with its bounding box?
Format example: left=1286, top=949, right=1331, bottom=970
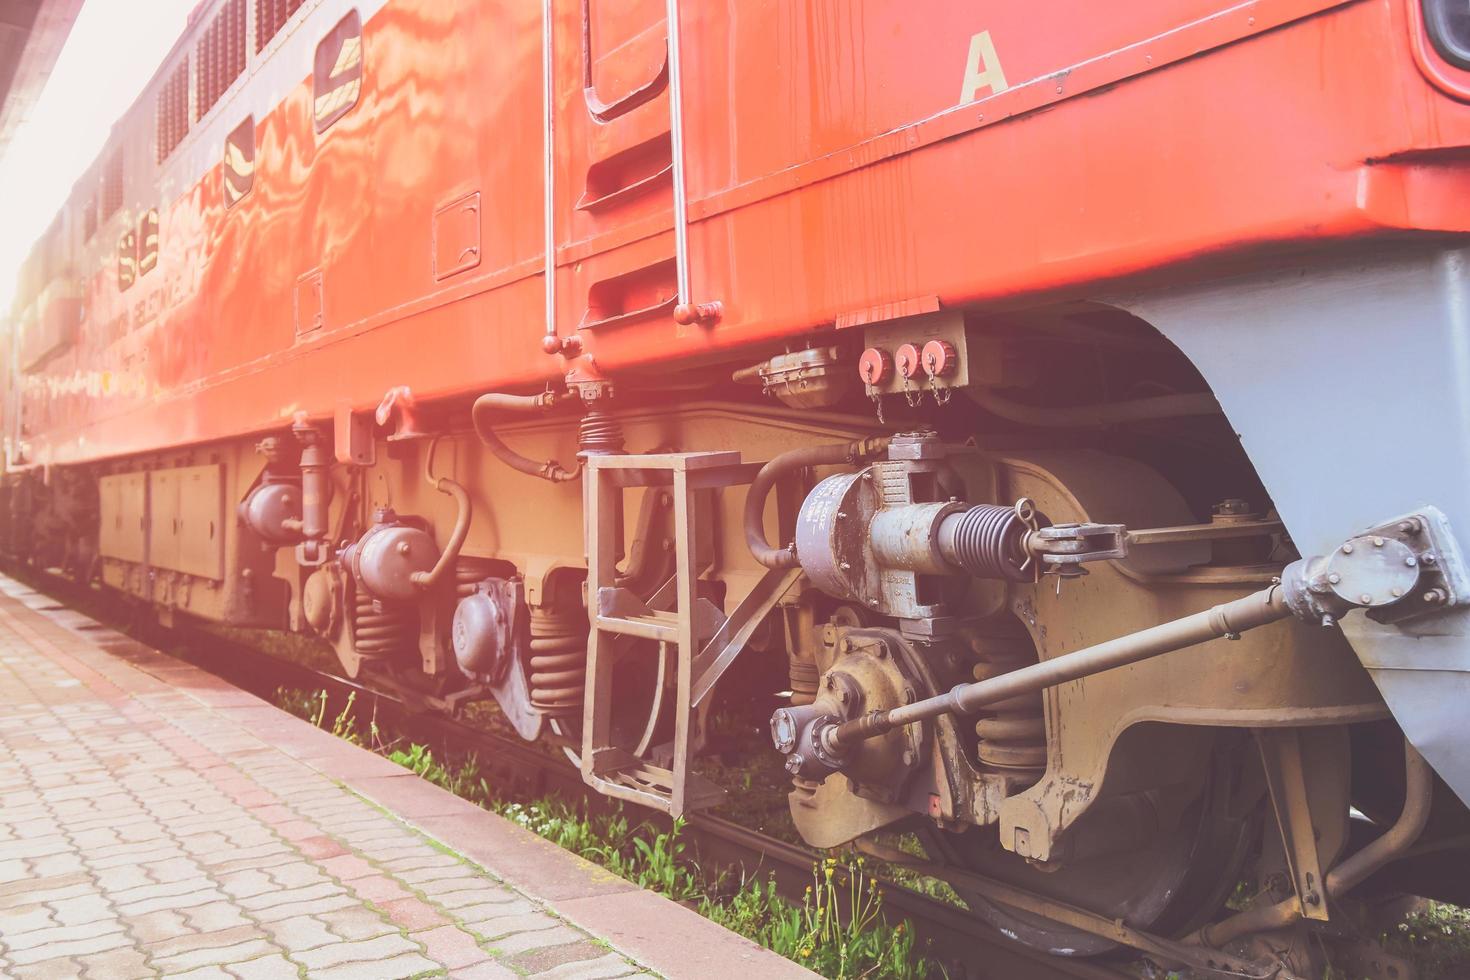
left=277, top=686, right=941, bottom=978
left=701, top=859, right=931, bottom=979
left=1381, top=900, right=1470, bottom=980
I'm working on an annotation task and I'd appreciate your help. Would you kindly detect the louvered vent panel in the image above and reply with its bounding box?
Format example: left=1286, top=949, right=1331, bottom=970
left=101, top=151, right=124, bottom=220
left=256, top=0, right=305, bottom=53
left=156, top=59, right=190, bottom=163
left=196, top=0, right=247, bottom=121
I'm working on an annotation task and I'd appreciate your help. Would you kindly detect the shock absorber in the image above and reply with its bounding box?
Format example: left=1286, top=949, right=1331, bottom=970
left=971, top=635, right=1047, bottom=776
left=578, top=408, right=624, bottom=456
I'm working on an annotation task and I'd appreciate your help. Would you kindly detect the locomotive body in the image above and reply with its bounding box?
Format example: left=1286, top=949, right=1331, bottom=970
left=8, top=0, right=1470, bottom=971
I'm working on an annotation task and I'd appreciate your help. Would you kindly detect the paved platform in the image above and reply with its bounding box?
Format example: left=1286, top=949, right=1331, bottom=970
left=0, top=577, right=815, bottom=980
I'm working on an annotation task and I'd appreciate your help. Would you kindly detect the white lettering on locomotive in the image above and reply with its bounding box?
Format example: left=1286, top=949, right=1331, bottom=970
left=959, top=30, right=1008, bottom=104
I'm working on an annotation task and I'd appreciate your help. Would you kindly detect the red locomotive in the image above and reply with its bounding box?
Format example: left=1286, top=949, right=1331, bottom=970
left=8, top=0, right=1470, bottom=972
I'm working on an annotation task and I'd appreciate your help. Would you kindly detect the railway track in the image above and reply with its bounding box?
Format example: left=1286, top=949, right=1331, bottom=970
left=7, top=566, right=1136, bottom=980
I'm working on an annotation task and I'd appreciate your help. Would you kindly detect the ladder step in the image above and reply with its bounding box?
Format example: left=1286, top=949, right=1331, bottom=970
left=595, top=612, right=678, bottom=642
left=587, top=748, right=727, bottom=813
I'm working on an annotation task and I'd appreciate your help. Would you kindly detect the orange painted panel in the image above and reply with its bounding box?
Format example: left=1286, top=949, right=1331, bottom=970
left=12, top=0, right=1470, bottom=468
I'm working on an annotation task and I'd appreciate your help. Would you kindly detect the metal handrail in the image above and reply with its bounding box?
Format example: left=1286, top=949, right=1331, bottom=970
left=663, top=0, right=721, bottom=327
left=541, top=0, right=574, bottom=356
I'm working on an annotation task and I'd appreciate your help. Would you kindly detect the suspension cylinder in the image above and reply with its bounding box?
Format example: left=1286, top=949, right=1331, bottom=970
left=293, top=420, right=331, bottom=564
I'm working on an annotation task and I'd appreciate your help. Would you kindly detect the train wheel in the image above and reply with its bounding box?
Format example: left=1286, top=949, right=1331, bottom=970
left=921, top=740, right=1259, bottom=956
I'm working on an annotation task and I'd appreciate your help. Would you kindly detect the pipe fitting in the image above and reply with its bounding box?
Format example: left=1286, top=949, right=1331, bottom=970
left=471, top=390, right=582, bottom=483
left=744, top=437, right=891, bottom=570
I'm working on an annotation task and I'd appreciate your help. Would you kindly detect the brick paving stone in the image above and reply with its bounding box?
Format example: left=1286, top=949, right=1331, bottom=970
left=315, top=904, right=397, bottom=941
left=116, top=884, right=230, bottom=916
left=254, top=890, right=359, bottom=923
left=427, top=884, right=520, bottom=910
left=184, top=900, right=254, bottom=932
left=4, top=917, right=126, bottom=953
left=75, top=945, right=154, bottom=979
left=452, top=961, right=522, bottom=980
left=293, top=931, right=420, bottom=970
left=7, top=926, right=130, bottom=964
left=490, top=928, right=588, bottom=957
left=380, top=852, right=462, bottom=872
left=238, top=881, right=345, bottom=912
left=380, top=895, right=451, bottom=931
left=0, top=904, right=58, bottom=932
left=475, top=912, right=567, bottom=943
left=150, top=935, right=281, bottom=974
left=122, top=907, right=190, bottom=943
left=308, top=951, right=441, bottom=980
left=344, top=872, right=413, bottom=905
left=0, top=584, right=794, bottom=980
left=48, top=892, right=114, bottom=926
left=166, top=967, right=237, bottom=980
left=316, top=853, right=377, bottom=881
left=11, top=955, right=86, bottom=979
left=294, top=835, right=349, bottom=860
left=414, top=923, right=492, bottom=969
left=226, top=953, right=302, bottom=979
left=529, top=950, right=646, bottom=979
left=456, top=899, right=544, bottom=930
left=260, top=912, right=340, bottom=951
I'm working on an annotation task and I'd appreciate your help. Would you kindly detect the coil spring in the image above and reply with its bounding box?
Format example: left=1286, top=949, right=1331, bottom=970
left=972, top=639, right=1047, bottom=774
left=529, top=605, right=587, bottom=716
left=942, top=504, right=1035, bottom=582
left=578, top=410, right=625, bottom=456
left=455, top=557, right=498, bottom=598
left=788, top=655, right=819, bottom=707
left=352, top=592, right=417, bottom=659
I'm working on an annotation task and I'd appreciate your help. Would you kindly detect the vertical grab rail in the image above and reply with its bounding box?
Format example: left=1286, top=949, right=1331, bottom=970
left=541, top=1, right=580, bottom=356
left=663, top=0, right=722, bottom=327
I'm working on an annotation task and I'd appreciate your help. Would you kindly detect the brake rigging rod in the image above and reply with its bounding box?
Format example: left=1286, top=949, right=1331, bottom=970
left=822, top=584, right=1291, bottom=754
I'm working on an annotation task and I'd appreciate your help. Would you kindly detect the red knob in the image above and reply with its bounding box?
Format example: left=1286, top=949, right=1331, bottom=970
left=894, top=343, right=923, bottom=380
left=858, top=347, right=893, bottom=385
left=922, top=339, right=958, bottom=378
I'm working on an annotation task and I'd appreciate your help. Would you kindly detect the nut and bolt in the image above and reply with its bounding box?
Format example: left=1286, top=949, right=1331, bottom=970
left=1342, top=543, right=1354, bottom=554
left=1328, top=573, right=1342, bottom=585
left=1424, top=553, right=1438, bottom=565
left=1424, top=589, right=1448, bottom=606
left=1359, top=593, right=1373, bottom=604
left=1406, top=556, right=1418, bottom=567
left=1373, top=537, right=1385, bottom=548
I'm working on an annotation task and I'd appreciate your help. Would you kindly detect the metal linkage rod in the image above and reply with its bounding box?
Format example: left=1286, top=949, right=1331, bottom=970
left=825, top=584, right=1290, bottom=753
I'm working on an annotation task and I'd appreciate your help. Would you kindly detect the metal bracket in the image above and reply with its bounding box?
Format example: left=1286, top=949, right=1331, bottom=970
left=1282, top=506, right=1469, bottom=626
left=1028, top=521, right=1128, bottom=572
left=1255, top=729, right=1330, bottom=921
